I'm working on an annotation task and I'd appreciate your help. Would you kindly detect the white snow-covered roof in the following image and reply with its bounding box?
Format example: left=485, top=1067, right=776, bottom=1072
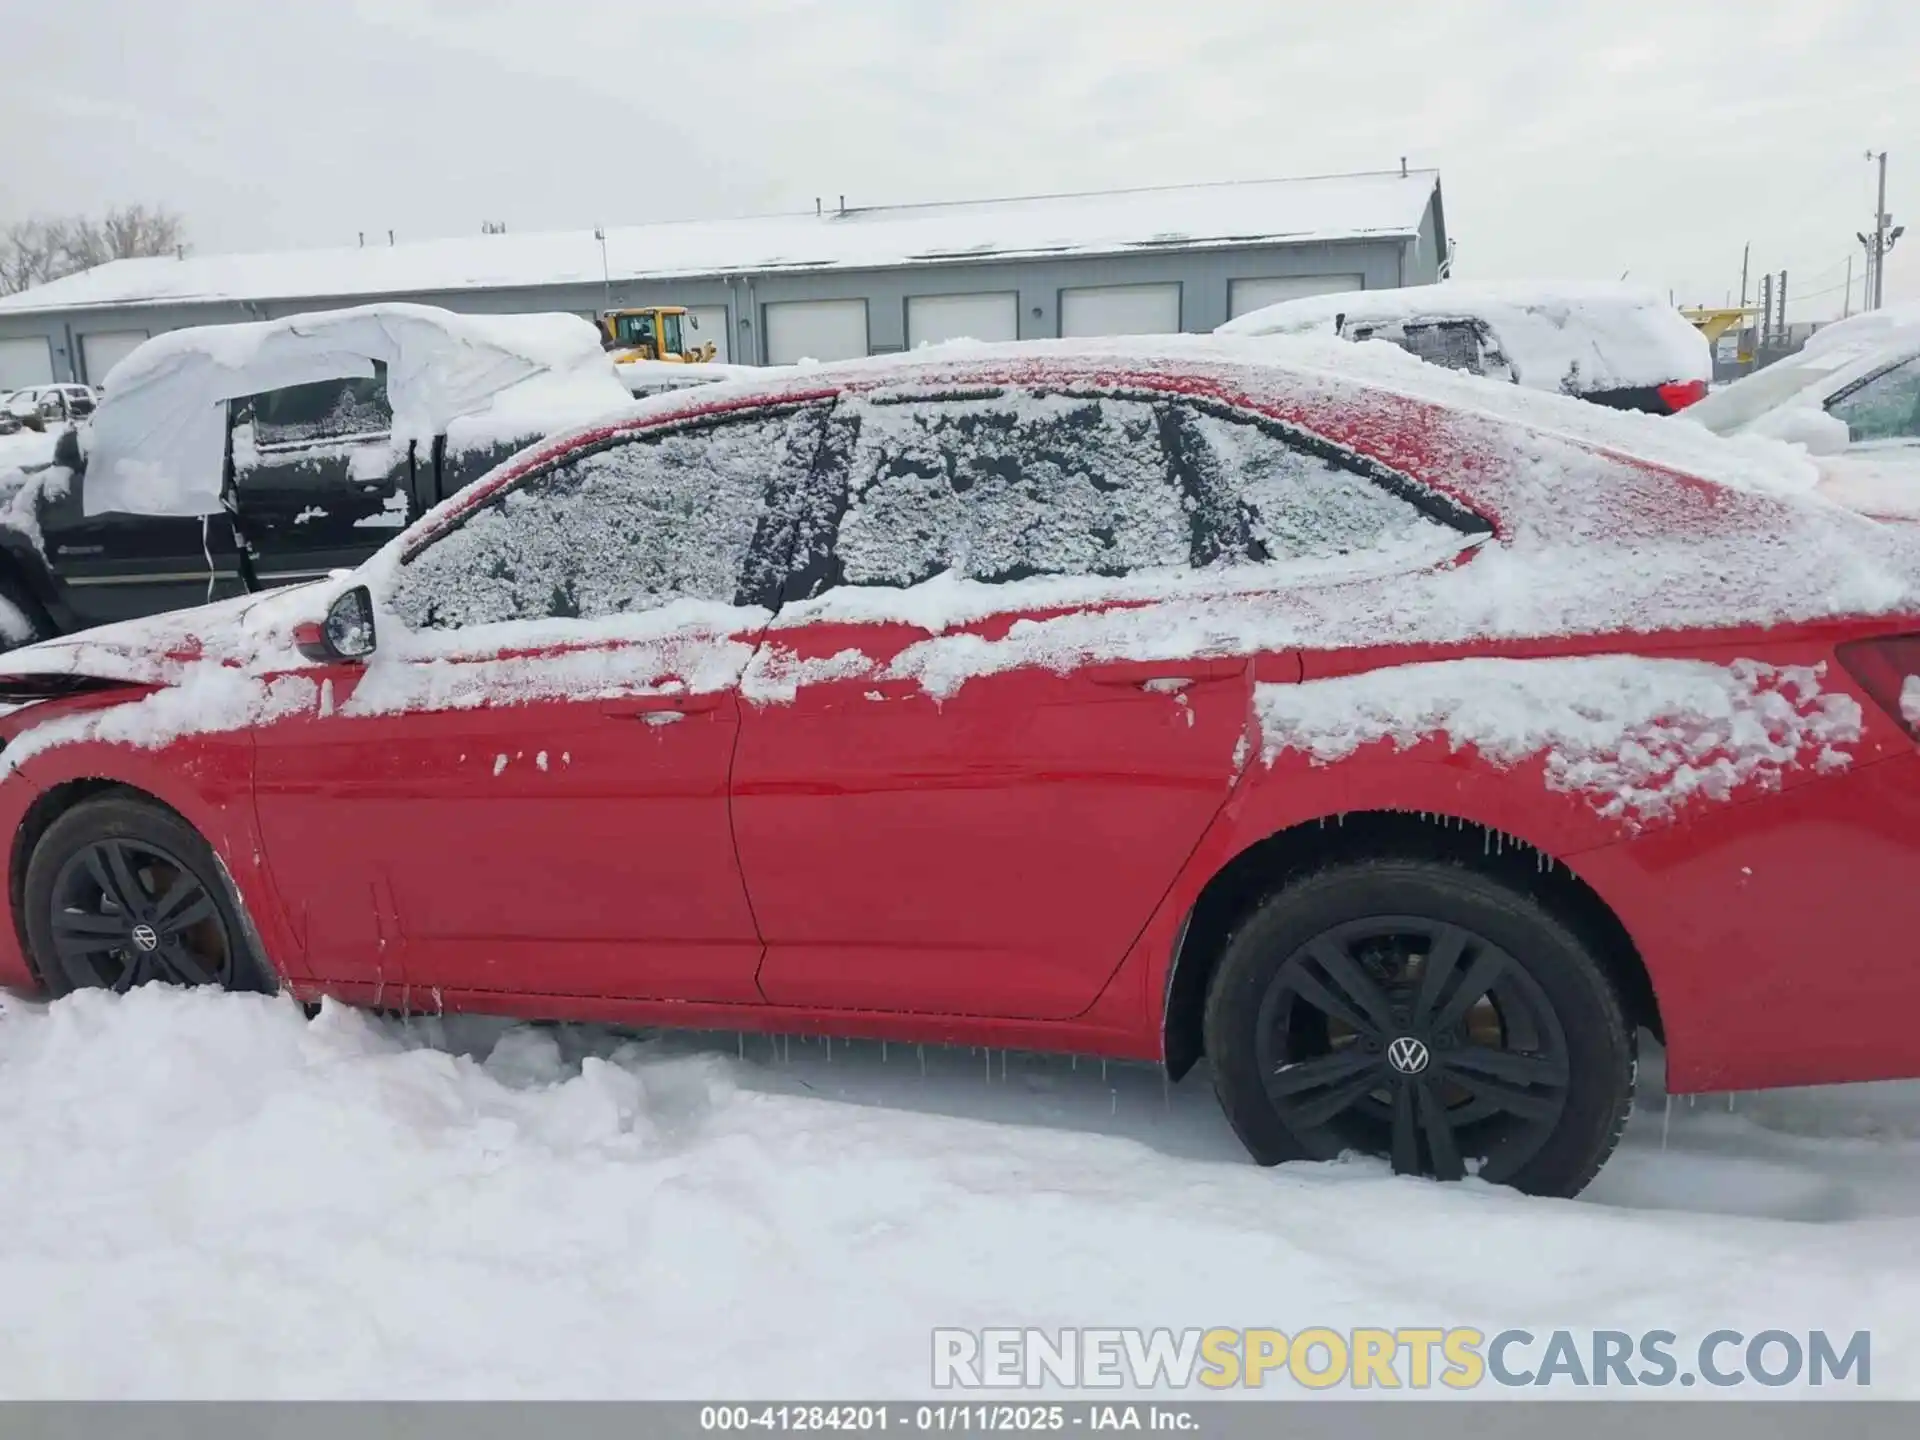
left=1218, top=280, right=1712, bottom=393
left=83, top=303, right=631, bottom=517
left=0, top=171, right=1440, bottom=316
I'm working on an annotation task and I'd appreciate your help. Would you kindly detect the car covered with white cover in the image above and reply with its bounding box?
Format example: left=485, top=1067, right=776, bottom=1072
left=1685, top=312, right=1920, bottom=523
left=0, top=303, right=633, bottom=648
left=1218, top=281, right=1714, bottom=415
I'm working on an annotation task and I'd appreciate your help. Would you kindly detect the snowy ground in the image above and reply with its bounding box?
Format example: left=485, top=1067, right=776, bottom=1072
left=2, top=987, right=1918, bottom=1399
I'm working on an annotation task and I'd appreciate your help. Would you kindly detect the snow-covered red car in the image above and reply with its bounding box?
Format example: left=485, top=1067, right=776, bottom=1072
left=1219, top=281, right=1714, bottom=415
left=0, top=335, right=1916, bottom=1198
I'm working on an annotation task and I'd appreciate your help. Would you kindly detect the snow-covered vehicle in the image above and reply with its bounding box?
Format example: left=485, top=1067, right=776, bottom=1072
left=0, top=304, right=633, bottom=648
left=1685, top=313, right=1920, bottom=522
left=1217, top=281, right=1714, bottom=415
left=2, top=334, right=1918, bottom=1199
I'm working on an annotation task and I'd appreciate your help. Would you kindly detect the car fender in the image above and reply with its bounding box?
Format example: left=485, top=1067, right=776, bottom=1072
left=1103, top=740, right=1643, bottom=1059
left=0, top=728, right=309, bottom=992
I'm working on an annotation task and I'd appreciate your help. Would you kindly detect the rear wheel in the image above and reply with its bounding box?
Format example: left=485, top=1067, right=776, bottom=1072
left=23, top=795, right=273, bottom=998
left=1203, top=859, right=1633, bottom=1197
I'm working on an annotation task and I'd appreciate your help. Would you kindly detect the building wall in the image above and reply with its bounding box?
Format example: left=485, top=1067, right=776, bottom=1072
left=0, top=230, right=1427, bottom=380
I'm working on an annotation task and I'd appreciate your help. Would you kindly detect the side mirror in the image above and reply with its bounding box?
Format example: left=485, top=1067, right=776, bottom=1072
left=52, top=427, right=83, bottom=472
left=294, top=585, right=378, bottom=663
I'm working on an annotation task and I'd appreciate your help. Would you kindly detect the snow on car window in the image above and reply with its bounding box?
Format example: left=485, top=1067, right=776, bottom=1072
left=1180, top=409, right=1457, bottom=561
left=389, top=408, right=822, bottom=629
left=247, top=366, right=393, bottom=448
left=834, top=393, right=1188, bottom=586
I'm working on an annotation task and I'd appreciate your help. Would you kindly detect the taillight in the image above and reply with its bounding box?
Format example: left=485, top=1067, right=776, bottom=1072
left=1657, top=378, right=1709, bottom=412
left=1835, top=634, right=1920, bottom=739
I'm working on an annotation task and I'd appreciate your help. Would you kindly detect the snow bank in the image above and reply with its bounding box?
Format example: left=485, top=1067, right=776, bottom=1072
left=1254, top=656, right=1862, bottom=822
left=2, top=987, right=1919, bottom=1397
left=1221, top=281, right=1712, bottom=394
left=82, top=305, right=631, bottom=519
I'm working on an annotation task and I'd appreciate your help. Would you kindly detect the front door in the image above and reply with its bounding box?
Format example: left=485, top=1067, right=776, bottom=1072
left=251, top=401, right=836, bottom=1003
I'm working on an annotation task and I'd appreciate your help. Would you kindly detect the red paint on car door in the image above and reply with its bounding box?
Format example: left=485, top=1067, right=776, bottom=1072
left=251, top=633, right=765, bottom=1001
left=732, top=612, right=1251, bottom=1019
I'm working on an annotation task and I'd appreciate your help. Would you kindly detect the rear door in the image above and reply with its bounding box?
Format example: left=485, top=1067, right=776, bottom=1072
left=732, top=387, right=1256, bottom=1020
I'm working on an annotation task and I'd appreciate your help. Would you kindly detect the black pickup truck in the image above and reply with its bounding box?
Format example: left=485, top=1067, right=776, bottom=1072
left=0, top=306, right=655, bottom=648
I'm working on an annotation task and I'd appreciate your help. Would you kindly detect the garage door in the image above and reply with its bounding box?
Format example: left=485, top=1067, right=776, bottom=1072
left=763, top=300, right=868, bottom=365
left=1228, top=274, right=1366, bottom=319
left=80, top=330, right=152, bottom=388
left=1059, top=283, right=1181, bottom=338
left=0, top=336, right=54, bottom=389
left=685, top=305, right=730, bottom=363
left=907, top=292, right=1019, bottom=349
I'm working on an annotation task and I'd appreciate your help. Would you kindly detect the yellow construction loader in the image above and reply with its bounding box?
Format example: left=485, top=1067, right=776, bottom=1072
left=598, top=307, right=717, bottom=364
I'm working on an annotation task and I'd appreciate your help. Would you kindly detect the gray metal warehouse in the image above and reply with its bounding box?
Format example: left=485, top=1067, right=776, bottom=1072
left=0, top=167, right=1448, bottom=387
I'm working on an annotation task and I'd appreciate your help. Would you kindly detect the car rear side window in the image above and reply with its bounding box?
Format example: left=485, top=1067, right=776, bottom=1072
left=1173, top=407, right=1469, bottom=564
left=389, top=405, right=828, bottom=630
left=833, top=392, right=1189, bottom=586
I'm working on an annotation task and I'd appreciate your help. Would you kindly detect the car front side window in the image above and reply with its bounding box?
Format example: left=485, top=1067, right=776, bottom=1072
left=387, top=405, right=829, bottom=631
left=1829, top=356, right=1920, bottom=442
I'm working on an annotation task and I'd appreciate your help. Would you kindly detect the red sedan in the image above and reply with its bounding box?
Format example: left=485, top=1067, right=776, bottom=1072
left=3, top=339, right=1917, bottom=1197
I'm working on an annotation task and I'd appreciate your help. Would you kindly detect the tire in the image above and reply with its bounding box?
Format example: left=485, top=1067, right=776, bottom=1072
left=0, top=570, right=53, bottom=652
left=23, top=795, right=275, bottom=999
left=1202, top=858, right=1633, bottom=1198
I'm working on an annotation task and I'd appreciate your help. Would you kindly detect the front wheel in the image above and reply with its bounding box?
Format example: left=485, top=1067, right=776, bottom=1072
left=23, top=795, right=274, bottom=998
left=1203, top=859, right=1634, bottom=1197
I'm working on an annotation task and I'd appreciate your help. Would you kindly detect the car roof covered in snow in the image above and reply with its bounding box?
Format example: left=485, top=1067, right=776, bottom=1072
left=8, top=332, right=1918, bottom=704
left=81, top=303, right=633, bottom=519
left=1217, top=280, right=1712, bottom=394
left=0, top=171, right=1439, bottom=315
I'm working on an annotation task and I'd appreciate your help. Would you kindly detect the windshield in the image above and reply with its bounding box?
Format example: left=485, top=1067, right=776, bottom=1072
left=613, top=313, right=656, bottom=348
left=662, top=312, right=685, bottom=354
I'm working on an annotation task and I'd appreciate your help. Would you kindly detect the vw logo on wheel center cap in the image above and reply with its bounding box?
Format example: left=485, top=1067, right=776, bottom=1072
left=1386, top=1036, right=1431, bottom=1075
left=129, top=924, right=160, bottom=953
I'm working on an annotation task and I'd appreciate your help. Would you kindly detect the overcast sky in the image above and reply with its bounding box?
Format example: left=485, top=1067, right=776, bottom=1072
left=4, top=0, right=1913, bottom=318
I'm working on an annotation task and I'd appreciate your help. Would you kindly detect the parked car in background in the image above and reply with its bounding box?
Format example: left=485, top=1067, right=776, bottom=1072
left=0, top=304, right=634, bottom=649
left=1218, top=281, right=1714, bottom=414
left=3, top=335, right=1917, bottom=1199
left=1685, top=318, right=1920, bottom=522
left=2, top=384, right=95, bottom=428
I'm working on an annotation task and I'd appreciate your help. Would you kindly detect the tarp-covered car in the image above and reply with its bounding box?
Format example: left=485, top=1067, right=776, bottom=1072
left=0, top=303, right=634, bottom=648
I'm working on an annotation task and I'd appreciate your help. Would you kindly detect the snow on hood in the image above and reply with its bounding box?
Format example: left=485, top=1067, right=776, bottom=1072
left=1218, top=280, right=1713, bottom=395
left=82, top=304, right=631, bottom=519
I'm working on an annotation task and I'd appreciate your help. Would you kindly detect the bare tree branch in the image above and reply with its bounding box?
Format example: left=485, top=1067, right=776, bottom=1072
left=0, top=206, right=188, bottom=295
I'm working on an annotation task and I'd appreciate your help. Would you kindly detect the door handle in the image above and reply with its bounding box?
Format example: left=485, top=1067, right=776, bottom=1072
left=603, top=691, right=726, bottom=719
left=1083, top=658, right=1244, bottom=689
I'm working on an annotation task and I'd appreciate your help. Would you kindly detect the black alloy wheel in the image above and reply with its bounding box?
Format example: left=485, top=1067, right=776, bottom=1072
left=1254, top=917, right=1569, bottom=1184
left=1204, top=859, right=1634, bottom=1198
left=23, top=795, right=272, bottom=998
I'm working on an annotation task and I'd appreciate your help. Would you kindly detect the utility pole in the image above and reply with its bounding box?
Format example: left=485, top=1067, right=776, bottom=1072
left=1860, top=150, right=1904, bottom=311
left=1777, top=270, right=1788, bottom=345
left=1739, top=241, right=1750, bottom=310
left=1844, top=253, right=1853, bottom=318
left=1759, top=273, right=1773, bottom=351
